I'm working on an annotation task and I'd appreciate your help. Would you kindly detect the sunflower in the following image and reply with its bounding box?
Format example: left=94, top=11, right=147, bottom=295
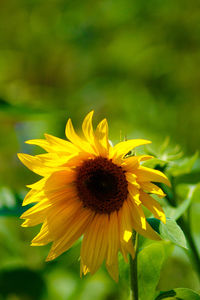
left=18, top=111, right=170, bottom=281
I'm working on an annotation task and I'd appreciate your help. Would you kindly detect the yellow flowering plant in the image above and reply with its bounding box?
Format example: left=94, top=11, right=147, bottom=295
left=17, top=112, right=200, bottom=300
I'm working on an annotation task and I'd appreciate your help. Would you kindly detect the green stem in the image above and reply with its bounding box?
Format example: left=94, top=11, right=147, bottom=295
left=178, top=216, right=200, bottom=278
left=129, top=231, right=138, bottom=300
left=169, top=176, right=200, bottom=280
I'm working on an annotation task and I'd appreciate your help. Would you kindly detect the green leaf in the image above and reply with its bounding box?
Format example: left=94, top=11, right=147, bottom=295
left=165, top=184, right=196, bottom=219
left=175, top=172, right=200, bottom=184
left=164, top=197, right=191, bottom=220
left=147, top=218, right=188, bottom=249
left=155, top=288, right=200, bottom=299
left=168, top=152, right=198, bottom=177
left=191, top=183, right=200, bottom=203
left=0, top=187, right=16, bottom=208
left=138, top=242, right=173, bottom=300
left=142, top=158, right=167, bottom=169
left=145, top=141, right=184, bottom=165
left=0, top=187, right=26, bottom=217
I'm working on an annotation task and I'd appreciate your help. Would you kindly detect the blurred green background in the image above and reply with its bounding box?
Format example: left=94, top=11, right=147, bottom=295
left=0, top=0, right=200, bottom=299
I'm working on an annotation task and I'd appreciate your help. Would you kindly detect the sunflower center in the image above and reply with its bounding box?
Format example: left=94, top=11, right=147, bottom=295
left=75, top=157, right=128, bottom=214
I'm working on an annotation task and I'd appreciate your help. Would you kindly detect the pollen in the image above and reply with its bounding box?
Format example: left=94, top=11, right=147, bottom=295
left=75, top=157, right=128, bottom=214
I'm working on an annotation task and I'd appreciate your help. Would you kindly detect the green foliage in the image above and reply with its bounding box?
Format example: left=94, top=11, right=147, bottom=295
left=0, top=0, right=200, bottom=298
left=167, top=152, right=199, bottom=177
left=159, top=219, right=187, bottom=249
left=138, top=242, right=173, bottom=300
left=165, top=184, right=196, bottom=220
left=191, top=184, right=200, bottom=203
left=0, top=187, right=26, bottom=216
left=147, top=218, right=187, bottom=249
left=155, top=288, right=200, bottom=300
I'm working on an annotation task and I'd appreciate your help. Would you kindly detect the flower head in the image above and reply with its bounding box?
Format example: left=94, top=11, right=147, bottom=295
left=18, top=111, right=170, bottom=281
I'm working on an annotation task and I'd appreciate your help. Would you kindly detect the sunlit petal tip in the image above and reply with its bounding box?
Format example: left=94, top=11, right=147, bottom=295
left=86, top=110, right=94, bottom=117
left=166, top=179, right=172, bottom=188
left=140, top=155, right=154, bottom=161
left=82, top=111, right=95, bottom=141
left=65, top=118, right=73, bottom=137
left=83, top=110, right=94, bottom=125
left=143, top=139, right=152, bottom=145
left=106, top=263, right=119, bottom=282
left=160, top=214, right=166, bottom=224
left=21, top=220, right=29, bottom=227
left=17, top=153, right=25, bottom=162
left=25, top=140, right=33, bottom=144
left=123, top=230, right=132, bottom=242
left=31, top=242, right=46, bottom=247
left=20, top=211, right=26, bottom=219
left=158, top=210, right=166, bottom=224
left=43, top=133, right=49, bottom=139
left=82, top=264, right=90, bottom=276
left=160, top=193, right=166, bottom=198
left=45, top=254, right=55, bottom=262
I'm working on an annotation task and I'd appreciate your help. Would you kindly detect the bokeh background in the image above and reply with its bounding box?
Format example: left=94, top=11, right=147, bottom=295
left=0, top=0, right=200, bottom=299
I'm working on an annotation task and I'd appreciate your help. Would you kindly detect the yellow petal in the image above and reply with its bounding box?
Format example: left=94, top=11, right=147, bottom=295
left=63, top=150, right=93, bottom=167
left=21, top=212, right=46, bottom=227
left=80, top=261, right=90, bottom=277
left=27, top=178, right=47, bottom=190
left=140, top=190, right=166, bottom=223
left=23, top=184, right=76, bottom=207
left=123, top=230, right=132, bottom=242
left=128, top=184, right=141, bottom=205
left=118, top=201, right=135, bottom=262
left=46, top=208, right=93, bottom=261
left=127, top=198, right=161, bottom=240
left=25, top=139, right=52, bottom=152
left=122, top=155, right=153, bottom=172
left=44, top=133, right=79, bottom=153
left=65, top=118, right=96, bottom=155
left=81, top=214, right=108, bottom=274
left=106, top=211, right=119, bottom=266
left=44, top=169, right=76, bottom=192
left=106, top=260, right=119, bottom=282
left=18, top=153, right=52, bottom=176
left=135, top=166, right=171, bottom=187
left=110, top=139, right=151, bottom=164
left=119, top=201, right=133, bottom=243
left=126, top=172, right=140, bottom=189
left=129, top=196, right=146, bottom=229
left=46, top=197, right=83, bottom=239
left=35, top=153, right=74, bottom=168
left=20, top=198, right=51, bottom=219
left=82, top=111, right=96, bottom=144
left=26, top=134, right=79, bottom=154
left=22, top=189, right=45, bottom=206
left=31, top=220, right=52, bottom=246
left=95, top=118, right=110, bottom=156
left=140, top=182, right=166, bottom=198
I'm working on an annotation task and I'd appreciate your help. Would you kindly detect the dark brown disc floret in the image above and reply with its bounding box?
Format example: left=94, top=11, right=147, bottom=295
left=75, top=157, right=128, bottom=214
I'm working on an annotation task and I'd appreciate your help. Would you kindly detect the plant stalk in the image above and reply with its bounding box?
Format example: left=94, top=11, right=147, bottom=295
left=129, top=231, right=139, bottom=300
left=178, top=216, right=200, bottom=278
left=169, top=175, right=200, bottom=280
